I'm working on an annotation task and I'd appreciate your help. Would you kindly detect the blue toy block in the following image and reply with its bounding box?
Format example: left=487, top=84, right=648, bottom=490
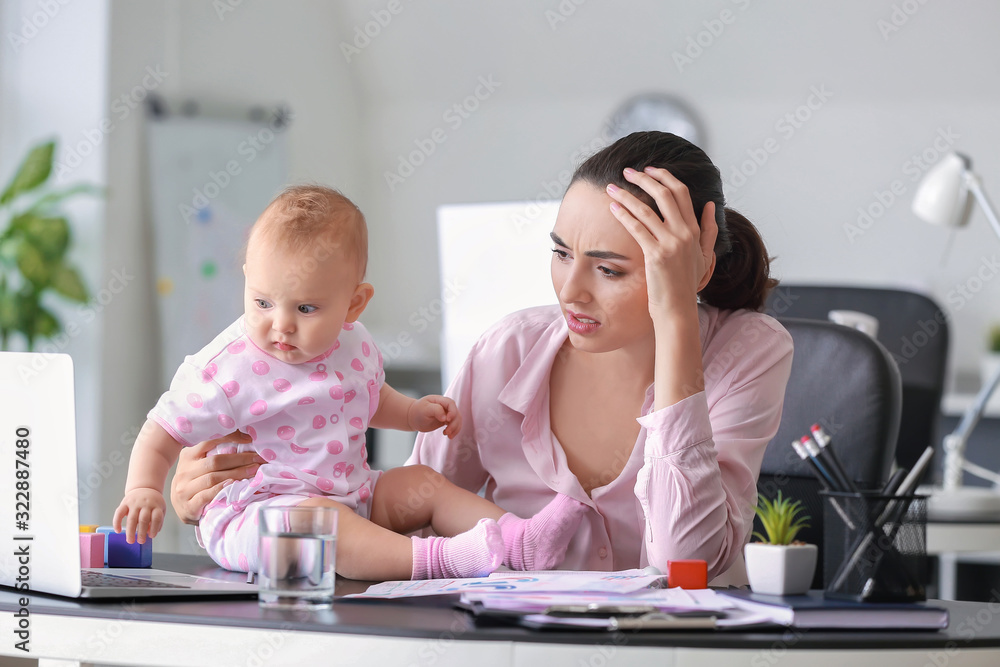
left=106, top=531, right=153, bottom=568
left=96, top=526, right=116, bottom=564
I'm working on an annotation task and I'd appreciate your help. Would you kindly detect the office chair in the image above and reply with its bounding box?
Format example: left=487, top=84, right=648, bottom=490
left=765, top=285, right=948, bottom=474
left=756, top=317, right=902, bottom=588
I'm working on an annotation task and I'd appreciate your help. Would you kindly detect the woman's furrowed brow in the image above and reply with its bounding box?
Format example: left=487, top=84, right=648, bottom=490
left=550, top=232, right=630, bottom=261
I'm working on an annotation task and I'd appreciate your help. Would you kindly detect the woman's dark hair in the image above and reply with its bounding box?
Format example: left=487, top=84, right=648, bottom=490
left=569, top=131, right=776, bottom=311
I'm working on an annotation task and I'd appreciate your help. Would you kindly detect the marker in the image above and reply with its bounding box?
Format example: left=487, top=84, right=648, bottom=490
left=800, top=436, right=844, bottom=491
left=791, top=438, right=854, bottom=529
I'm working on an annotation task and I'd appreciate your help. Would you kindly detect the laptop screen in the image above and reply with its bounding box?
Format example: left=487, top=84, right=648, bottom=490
left=0, top=351, right=83, bottom=597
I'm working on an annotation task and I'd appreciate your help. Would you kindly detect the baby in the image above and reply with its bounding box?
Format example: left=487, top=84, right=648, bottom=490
left=114, top=185, right=585, bottom=581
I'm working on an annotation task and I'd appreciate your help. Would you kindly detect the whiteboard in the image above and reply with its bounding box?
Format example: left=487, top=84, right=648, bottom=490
left=145, top=115, right=288, bottom=383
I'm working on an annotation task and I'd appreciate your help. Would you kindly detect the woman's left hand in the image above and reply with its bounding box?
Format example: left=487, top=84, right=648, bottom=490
left=607, top=166, right=718, bottom=316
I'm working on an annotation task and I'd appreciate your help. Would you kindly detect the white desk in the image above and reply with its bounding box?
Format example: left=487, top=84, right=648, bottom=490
left=3, top=555, right=1000, bottom=667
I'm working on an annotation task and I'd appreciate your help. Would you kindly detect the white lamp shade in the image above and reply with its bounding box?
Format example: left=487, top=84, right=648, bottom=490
left=912, top=152, right=972, bottom=227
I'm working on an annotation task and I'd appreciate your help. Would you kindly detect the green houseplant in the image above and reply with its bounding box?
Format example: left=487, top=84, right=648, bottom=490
left=744, top=491, right=817, bottom=595
left=0, top=140, right=93, bottom=350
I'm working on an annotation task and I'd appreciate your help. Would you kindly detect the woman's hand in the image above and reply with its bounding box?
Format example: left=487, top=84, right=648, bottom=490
left=607, top=166, right=718, bottom=316
left=169, top=431, right=262, bottom=525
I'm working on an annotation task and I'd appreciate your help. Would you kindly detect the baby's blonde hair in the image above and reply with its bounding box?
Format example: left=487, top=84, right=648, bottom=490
left=248, top=185, right=368, bottom=280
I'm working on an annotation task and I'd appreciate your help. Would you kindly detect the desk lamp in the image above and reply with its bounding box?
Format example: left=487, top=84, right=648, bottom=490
left=912, top=152, right=1000, bottom=517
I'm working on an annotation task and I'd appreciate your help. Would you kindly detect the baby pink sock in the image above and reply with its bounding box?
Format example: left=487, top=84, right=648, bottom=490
left=498, top=493, right=587, bottom=571
left=410, top=518, right=504, bottom=580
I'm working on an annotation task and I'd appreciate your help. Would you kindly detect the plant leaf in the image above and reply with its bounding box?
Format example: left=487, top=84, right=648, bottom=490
left=23, top=183, right=102, bottom=214
left=33, top=305, right=60, bottom=338
left=0, top=141, right=54, bottom=205
left=50, top=263, right=88, bottom=302
left=22, top=215, right=70, bottom=260
left=0, top=288, right=17, bottom=331
left=15, top=242, right=51, bottom=287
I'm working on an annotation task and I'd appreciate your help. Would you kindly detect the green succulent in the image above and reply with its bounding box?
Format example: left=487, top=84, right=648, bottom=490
left=0, top=140, right=97, bottom=350
left=752, top=491, right=811, bottom=546
left=989, top=325, right=1000, bottom=354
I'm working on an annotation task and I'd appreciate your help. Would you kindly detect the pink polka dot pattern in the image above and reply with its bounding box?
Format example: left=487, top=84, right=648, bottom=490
left=350, top=417, right=364, bottom=429
left=238, top=554, right=249, bottom=571
left=249, top=399, right=267, bottom=416
left=206, top=363, right=218, bottom=378
left=247, top=426, right=257, bottom=441
left=227, top=341, right=246, bottom=354
left=335, top=371, right=345, bottom=381
left=329, top=385, right=344, bottom=400
left=309, top=364, right=328, bottom=382
left=218, top=414, right=235, bottom=429
left=252, top=360, right=270, bottom=375
left=316, top=478, right=334, bottom=492
left=358, top=486, right=370, bottom=502
left=362, top=342, right=370, bottom=357
left=351, top=358, right=364, bottom=372
left=220, top=556, right=230, bottom=570
left=273, top=378, right=291, bottom=392
left=290, top=443, right=308, bottom=454
left=301, top=468, right=317, bottom=475
left=332, top=339, right=341, bottom=350
left=259, top=448, right=277, bottom=461
left=344, top=390, right=356, bottom=403
left=176, top=416, right=192, bottom=433
left=187, top=393, right=203, bottom=408
left=223, top=380, right=240, bottom=398
left=312, top=415, right=326, bottom=429
left=326, top=440, right=343, bottom=455
left=279, top=471, right=296, bottom=479
left=298, top=396, right=315, bottom=405
left=330, top=414, right=340, bottom=424
left=342, top=322, right=355, bottom=330
left=333, top=462, right=347, bottom=477
left=277, top=426, right=295, bottom=440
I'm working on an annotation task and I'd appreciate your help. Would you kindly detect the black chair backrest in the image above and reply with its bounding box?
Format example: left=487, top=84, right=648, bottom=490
left=756, top=317, right=902, bottom=587
left=765, top=285, right=947, bottom=473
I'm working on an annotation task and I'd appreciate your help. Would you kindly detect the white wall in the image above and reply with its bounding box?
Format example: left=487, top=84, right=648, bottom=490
left=0, top=0, right=107, bottom=520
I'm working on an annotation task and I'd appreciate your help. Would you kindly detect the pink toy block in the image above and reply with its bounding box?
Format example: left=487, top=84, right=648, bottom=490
left=79, top=533, right=105, bottom=568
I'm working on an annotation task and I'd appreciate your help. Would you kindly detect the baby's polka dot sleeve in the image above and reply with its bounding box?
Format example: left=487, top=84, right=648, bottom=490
left=148, top=360, right=238, bottom=447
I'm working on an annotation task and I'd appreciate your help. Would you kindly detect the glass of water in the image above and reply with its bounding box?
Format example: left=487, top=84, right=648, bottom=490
left=258, top=506, right=338, bottom=609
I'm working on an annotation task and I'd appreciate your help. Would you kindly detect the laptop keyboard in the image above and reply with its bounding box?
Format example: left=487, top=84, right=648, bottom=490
left=83, top=571, right=190, bottom=589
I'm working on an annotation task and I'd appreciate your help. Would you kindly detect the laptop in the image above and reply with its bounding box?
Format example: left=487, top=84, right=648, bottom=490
left=0, top=351, right=258, bottom=599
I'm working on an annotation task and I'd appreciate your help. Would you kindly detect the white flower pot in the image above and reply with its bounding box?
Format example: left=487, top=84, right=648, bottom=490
left=744, top=543, right=818, bottom=596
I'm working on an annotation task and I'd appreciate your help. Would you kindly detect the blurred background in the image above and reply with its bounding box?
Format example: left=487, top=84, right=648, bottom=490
left=2, top=0, right=1000, bottom=555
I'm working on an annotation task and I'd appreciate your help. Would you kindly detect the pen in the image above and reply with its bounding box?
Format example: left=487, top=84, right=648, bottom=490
left=811, top=425, right=859, bottom=493
left=791, top=438, right=854, bottom=529
left=800, top=436, right=848, bottom=492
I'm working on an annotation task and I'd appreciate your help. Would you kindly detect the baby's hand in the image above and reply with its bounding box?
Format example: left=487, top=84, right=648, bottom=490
left=113, top=488, right=166, bottom=544
left=408, top=395, right=462, bottom=438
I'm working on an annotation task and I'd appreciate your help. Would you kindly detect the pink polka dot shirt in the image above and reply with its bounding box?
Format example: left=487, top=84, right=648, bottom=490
left=149, top=317, right=384, bottom=512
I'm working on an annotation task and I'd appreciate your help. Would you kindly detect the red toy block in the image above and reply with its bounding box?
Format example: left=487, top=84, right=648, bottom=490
left=106, top=531, right=153, bottom=568
left=79, top=533, right=105, bottom=568
left=667, top=559, right=707, bottom=589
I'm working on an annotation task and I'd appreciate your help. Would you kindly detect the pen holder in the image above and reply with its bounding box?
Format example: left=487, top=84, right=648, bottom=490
left=820, top=490, right=928, bottom=603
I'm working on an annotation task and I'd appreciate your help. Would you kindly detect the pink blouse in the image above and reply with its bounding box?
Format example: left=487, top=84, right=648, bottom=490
left=407, top=304, right=793, bottom=580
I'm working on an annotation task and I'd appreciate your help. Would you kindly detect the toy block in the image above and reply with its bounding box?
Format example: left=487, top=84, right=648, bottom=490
left=79, top=524, right=99, bottom=533
left=79, top=533, right=105, bottom=568
left=96, top=526, right=116, bottom=564
left=667, top=559, right=708, bottom=589
left=106, top=531, right=153, bottom=568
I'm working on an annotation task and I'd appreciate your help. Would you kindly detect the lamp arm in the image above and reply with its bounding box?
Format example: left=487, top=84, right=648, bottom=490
left=965, top=173, right=1000, bottom=242
left=942, top=358, right=1000, bottom=490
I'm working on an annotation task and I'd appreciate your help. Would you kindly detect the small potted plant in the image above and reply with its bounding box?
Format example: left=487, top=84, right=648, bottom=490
left=744, top=491, right=817, bottom=595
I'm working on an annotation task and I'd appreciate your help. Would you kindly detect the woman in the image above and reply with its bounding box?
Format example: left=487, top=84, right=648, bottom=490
left=171, top=131, right=793, bottom=581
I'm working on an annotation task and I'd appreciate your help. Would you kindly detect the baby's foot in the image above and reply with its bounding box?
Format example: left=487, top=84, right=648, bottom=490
left=499, top=494, right=587, bottom=571
left=410, top=518, right=504, bottom=579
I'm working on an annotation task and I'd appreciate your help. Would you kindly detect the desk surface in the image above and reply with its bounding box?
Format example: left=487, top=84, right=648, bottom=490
left=4, top=554, right=1000, bottom=667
